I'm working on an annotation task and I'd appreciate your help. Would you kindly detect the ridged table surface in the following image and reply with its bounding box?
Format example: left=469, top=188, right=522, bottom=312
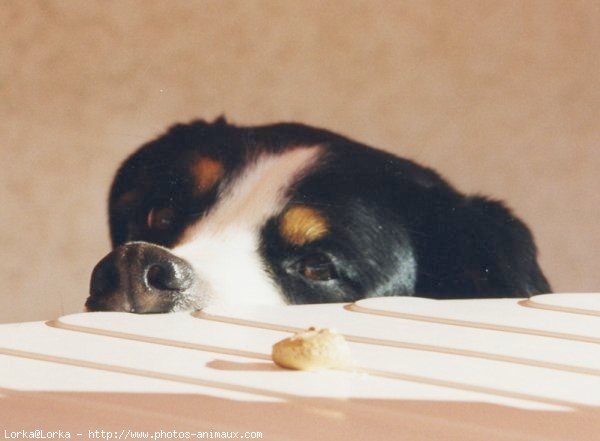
left=1, top=293, right=599, bottom=440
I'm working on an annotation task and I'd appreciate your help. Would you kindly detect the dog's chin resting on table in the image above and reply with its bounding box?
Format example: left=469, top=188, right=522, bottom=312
left=86, top=117, right=551, bottom=314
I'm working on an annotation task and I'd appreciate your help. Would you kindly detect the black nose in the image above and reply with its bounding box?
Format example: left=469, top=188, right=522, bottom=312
left=87, top=242, right=197, bottom=313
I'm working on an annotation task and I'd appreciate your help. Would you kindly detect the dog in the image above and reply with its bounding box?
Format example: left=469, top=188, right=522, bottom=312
left=87, top=117, right=551, bottom=313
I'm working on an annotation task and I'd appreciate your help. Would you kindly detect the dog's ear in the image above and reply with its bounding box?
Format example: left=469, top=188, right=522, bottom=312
left=447, top=196, right=551, bottom=297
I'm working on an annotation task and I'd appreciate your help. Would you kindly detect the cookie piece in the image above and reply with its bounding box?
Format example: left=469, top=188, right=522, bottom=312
left=272, top=327, right=353, bottom=370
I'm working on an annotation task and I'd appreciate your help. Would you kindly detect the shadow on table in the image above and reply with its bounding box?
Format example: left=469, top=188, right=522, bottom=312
left=1, top=388, right=598, bottom=441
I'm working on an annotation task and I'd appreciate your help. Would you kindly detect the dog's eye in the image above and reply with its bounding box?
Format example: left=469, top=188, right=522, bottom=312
left=147, top=207, right=175, bottom=231
left=297, top=253, right=338, bottom=282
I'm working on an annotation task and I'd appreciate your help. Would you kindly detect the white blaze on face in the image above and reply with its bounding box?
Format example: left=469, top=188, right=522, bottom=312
left=171, top=146, right=322, bottom=307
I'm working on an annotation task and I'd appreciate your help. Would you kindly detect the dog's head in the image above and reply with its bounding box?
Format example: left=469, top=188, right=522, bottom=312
left=86, top=118, right=550, bottom=313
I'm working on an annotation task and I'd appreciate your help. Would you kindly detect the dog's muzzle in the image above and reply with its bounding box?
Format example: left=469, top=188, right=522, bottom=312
left=87, top=242, right=198, bottom=313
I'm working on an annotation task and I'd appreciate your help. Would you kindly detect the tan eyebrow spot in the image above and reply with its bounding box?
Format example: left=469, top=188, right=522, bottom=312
left=113, top=190, right=138, bottom=210
left=191, top=157, right=225, bottom=194
left=279, top=206, right=329, bottom=246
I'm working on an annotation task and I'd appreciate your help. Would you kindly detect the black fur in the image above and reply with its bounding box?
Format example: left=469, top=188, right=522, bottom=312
left=94, top=118, right=550, bottom=312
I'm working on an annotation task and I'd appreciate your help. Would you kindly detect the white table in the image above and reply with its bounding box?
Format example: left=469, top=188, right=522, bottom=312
left=1, top=293, right=599, bottom=440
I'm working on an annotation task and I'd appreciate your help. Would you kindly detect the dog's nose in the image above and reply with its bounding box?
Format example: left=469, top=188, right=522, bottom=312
left=87, top=242, right=196, bottom=313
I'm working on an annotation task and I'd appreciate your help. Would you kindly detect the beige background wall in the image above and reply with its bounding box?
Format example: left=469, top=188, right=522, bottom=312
left=1, top=0, right=598, bottom=323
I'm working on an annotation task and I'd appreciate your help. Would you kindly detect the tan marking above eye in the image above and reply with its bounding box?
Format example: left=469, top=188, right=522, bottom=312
left=113, top=190, right=138, bottom=210
left=279, top=206, right=329, bottom=246
left=191, top=156, right=224, bottom=194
